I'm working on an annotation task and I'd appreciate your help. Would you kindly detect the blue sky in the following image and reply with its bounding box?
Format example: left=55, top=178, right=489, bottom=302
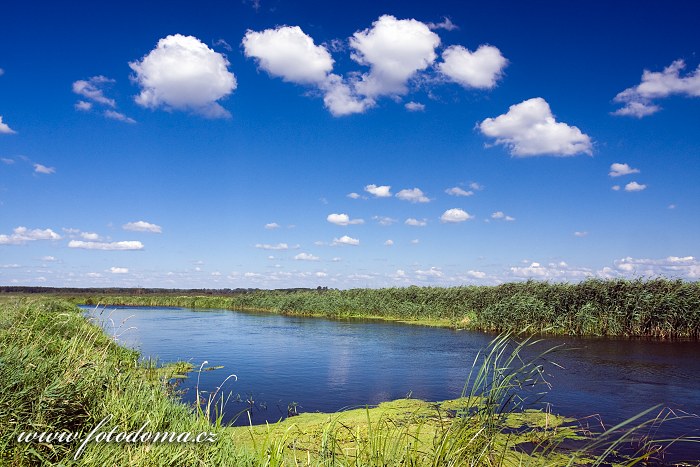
left=1, top=0, right=699, bottom=288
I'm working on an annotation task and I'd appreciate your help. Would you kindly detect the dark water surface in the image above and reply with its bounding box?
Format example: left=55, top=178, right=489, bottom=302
left=82, top=305, right=700, bottom=460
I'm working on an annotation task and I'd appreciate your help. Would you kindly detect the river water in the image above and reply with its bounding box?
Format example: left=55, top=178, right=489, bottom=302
left=82, top=305, right=700, bottom=461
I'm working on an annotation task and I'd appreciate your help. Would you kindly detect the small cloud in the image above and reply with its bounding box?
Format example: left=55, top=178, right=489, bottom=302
left=347, top=192, right=362, bottom=199
left=295, top=252, right=320, bottom=261
left=405, top=218, right=427, bottom=227
left=255, top=243, right=289, bottom=250
left=72, top=76, right=116, bottom=107
left=123, top=221, right=162, bottom=233
left=574, top=231, right=588, bottom=237
left=69, top=240, right=144, bottom=251
left=213, top=38, right=233, bottom=51
left=491, top=211, right=515, bottom=221
left=332, top=235, right=360, bottom=246
left=33, top=163, right=55, bottom=175
left=410, top=239, right=420, bottom=244
left=440, top=208, right=473, bottom=223
left=327, top=213, right=364, bottom=226
left=438, top=44, right=507, bottom=89
left=469, top=182, right=484, bottom=191
left=479, top=97, right=592, bottom=157
left=74, top=101, right=93, bottom=111
left=466, top=270, right=486, bottom=279
left=365, top=184, right=392, bottom=197
left=445, top=186, right=473, bottom=197
left=264, top=222, right=281, bottom=230
left=396, top=188, right=430, bottom=203
left=86, top=272, right=102, bottom=278
left=1, top=157, right=14, bottom=164
left=384, top=239, right=394, bottom=246
left=612, top=185, right=621, bottom=191
left=109, top=267, right=129, bottom=274
left=104, top=110, right=136, bottom=124
left=331, top=257, right=342, bottom=262
left=0, top=227, right=61, bottom=245
left=609, top=162, right=640, bottom=177
left=624, top=181, right=647, bottom=192
left=373, top=216, right=397, bottom=226
left=427, top=17, right=458, bottom=31
left=668, top=204, right=676, bottom=210
left=41, top=256, right=57, bottom=262
left=80, top=232, right=101, bottom=241
left=0, top=116, right=16, bottom=134
left=405, top=101, right=425, bottom=112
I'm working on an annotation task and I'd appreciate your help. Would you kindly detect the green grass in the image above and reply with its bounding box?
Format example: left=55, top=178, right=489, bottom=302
left=0, top=296, right=697, bottom=466
left=75, top=278, right=700, bottom=338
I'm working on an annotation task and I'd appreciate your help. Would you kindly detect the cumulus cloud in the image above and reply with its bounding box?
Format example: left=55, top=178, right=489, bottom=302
left=479, top=97, right=592, bottom=157
left=33, top=163, right=55, bottom=175
left=465, top=270, right=487, bottom=279
left=491, top=211, right=515, bottom=221
left=80, top=232, right=100, bottom=241
left=609, top=162, right=640, bottom=177
left=440, top=208, right=472, bottom=223
left=509, top=261, right=593, bottom=280
left=445, top=186, right=473, bottom=197
left=264, top=222, right=280, bottom=230
left=332, top=235, right=360, bottom=246
left=243, top=26, right=334, bottom=84
left=68, top=240, right=144, bottom=251
left=364, top=184, right=392, bottom=197
left=123, top=221, right=162, bottom=233
left=611, top=185, right=621, bottom=191
left=384, top=239, right=394, bottom=246
left=255, top=243, right=290, bottom=250
left=600, top=256, right=700, bottom=279
left=109, top=267, right=129, bottom=274
left=294, top=252, right=320, bottom=261
left=0, top=116, right=16, bottom=134
left=438, top=45, right=507, bottom=89
left=320, top=73, right=374, bottom=116
left=405, top=101, right=425, bottom=112
left=414, top=266, right=443, bottom=278
left=0, top=227, right=61, bottom=245
left=373, top=216, right=397, bottom=226
left=427, top=17, right=458, bottom=31
left=405, top=218, right=427, bottom=227
left=624, top=181, right=647, bottom=192
left=74, top=101, right=92, bottom=111
left=350, top=15, right=440, bottom=98
left=327, top=213, right=364, bottom=226
left=72, top=76, right=116, bottom=107
left=396, top=187, right=430, bottom=203
left=612, top=59, right=700, bottom=117
left=130, top=34, right=237, bottom=118
left=347, top=192, right=362, bottom=199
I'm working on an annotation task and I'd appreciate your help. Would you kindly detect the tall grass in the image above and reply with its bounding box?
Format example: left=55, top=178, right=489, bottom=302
left=1, top=296, right=697, bottom=465
left=78, top=278, right=700, bottom=338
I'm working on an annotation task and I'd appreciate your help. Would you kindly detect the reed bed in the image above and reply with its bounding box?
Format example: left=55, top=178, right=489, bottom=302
left=1, top=296, right=697, bottom=465
left=78, top=278, right=700, bottom=338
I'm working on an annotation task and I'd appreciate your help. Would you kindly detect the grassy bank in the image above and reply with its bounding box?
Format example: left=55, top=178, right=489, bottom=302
left=76, top=278, right=700, bottom=338
left=0, top=296, right=695, bottom=465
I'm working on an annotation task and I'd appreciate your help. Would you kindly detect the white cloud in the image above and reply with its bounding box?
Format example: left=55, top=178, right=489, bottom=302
left=410, top=239, right=420, bottom=244
left=405, top=218, right=427, bottom=227
left=109, top=267, right=129, bottom=274
left=510, top=261, right=592, bottom=280
left=574, top=231, right=588, bottom=237
left=327, top=213, right=364, bottom=226
left=415, top=266, right=443, bottom=278
left=41, top=256, right=57, bottom=262
left=427, top=17, right=458, bottom=31
left=33, top=163, right=55, bottom=174
left=0, top=263, right=20, bottom=268
left=350, top=15, right=440, bottom=98
left=601, top=256, right=700, bottom=279
left=465, top=270, right=486, bottom=279
left=104, top=110, right=136, bottom=124
left=264, top=222, right=280, bottom=230
left=0, top=227, right=61, bottom=245
left=130, top=34, right=237, bottom=118
left=123, top=221, right=162, bottom=233
left=396, top=187, right=430, bottom=203
left=364, top=184, right=392, bottom=197
left=609, top=162, right=640, bottom=177
left=68, top=240, right=144, bottom=251
left=255, top=243, right=289, bottom=250
left=384, top=239, right=394, bottom=246
left=624, top=181, right=647, bottom=192
left=469, top=182, right=484, bottom=191
left=438, top=45, right=507, bottom=89
left=611, top=185, right=621, bottom=191
left=479, top=97, right=592, bottom=157
left=491, top=211, right=515, bottom=221
left=347, top=192, right=362, bottom=199
left=321, top=74, right=374, bottom=116
left=373, top=216, right=397, bottom=226
left=242, top=26, right=334, bottom=85
left=72, top=76, right=116, bottom=107
left=332, top=235, right=360, bottom=246
left=1, top=157, right=14, bottom=164
left=0, top=116, right=16, bottom=134
left=294, top=252, right=320, bottom=261
left=74, top=101, right=93, bottom=111
left=80, top=232, right=100, bottom=241
left=440, top=208, right=472, bottom=223
left=445, top=186, right=473, bottom=197
left=405, top=101, right=425, bottom=112
left=613, top=60, right=700, bottom=117
left=86, top=272, right=103, bottom=278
